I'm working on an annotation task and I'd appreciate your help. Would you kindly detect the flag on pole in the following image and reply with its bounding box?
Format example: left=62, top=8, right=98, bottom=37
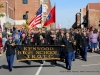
left=29, top=5, right=42, bottom=28
left=43, top=6, right=55, bottom=27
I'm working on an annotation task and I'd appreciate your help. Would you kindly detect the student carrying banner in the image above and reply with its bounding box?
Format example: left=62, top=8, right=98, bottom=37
left=24, top=33, right=32, bottom=65
left=38, top=34, right=47, bottom=64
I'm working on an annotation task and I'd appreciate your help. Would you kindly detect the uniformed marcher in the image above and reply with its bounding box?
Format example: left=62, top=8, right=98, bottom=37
left=3, top=35, right=16, bottom=72
left=24, top=33, right=32, bottom=65
left=51, top=34, right=59, bottom=65
left=80, top=31, right=89, bottom=61
left=62, top=32, right=76, bottom=70
left=38, top=34, right=47, bottom=64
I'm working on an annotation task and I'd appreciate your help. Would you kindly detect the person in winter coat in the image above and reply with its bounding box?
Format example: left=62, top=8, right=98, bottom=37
left=90, top=30, right=98, bottom=53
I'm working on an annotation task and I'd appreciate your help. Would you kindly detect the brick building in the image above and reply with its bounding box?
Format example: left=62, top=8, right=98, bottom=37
left=0, top=0, right=52, bottom=29
left=72, top=3, right=100, bottom=29
left=0, top=0, right=15, bottom=29
left=80, top=8, right=86, bottom=28
left=86, top=3, right=100, bottom=29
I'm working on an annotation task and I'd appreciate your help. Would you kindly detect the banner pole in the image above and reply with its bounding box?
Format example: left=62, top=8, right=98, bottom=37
left=41, top=0, right=44, bottom=33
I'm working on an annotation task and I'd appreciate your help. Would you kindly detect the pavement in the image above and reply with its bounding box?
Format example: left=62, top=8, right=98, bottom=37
left=0, top=52, right=100, bottom=75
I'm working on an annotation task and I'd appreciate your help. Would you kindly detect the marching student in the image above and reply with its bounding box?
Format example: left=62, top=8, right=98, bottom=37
left=24, top=33, right=32, bottom=65
left=51, top=33, right=59, bottom=65
left=38, top=34, right=47, bottom=64
left=62, top=32, right=76, bottom=70
left=3, top=35, right=16, bottom=72
left=80, top=31, right=89, bottom=61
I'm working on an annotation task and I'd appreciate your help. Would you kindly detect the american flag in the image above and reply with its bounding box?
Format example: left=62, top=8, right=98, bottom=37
left=29, top=5, right=42, bottom=28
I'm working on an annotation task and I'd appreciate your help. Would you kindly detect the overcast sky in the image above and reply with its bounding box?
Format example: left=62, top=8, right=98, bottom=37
left=51, top=0, right=100, bottom=29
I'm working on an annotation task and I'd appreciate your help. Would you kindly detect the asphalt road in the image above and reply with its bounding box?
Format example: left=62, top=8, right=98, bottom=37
left=0, top=52, right=100, bottom=75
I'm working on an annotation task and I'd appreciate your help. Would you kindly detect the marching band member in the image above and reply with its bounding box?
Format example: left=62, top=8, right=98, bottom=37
left=3, top=35, right=16, bottom=72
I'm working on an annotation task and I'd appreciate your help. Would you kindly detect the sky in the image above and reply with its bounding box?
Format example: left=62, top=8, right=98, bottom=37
left=51, top=0, right=100, bottom=29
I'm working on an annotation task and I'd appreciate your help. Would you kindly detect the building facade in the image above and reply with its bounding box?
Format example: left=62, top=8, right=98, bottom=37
left=80, top=8, right=86, bottom=28
left=0, top=0, right=52, bottom=29
left=72, top=3, right=100, bottom=29
left=0, top=0, right=15, bottom=29
left=86, top=3, right=100, bottom=29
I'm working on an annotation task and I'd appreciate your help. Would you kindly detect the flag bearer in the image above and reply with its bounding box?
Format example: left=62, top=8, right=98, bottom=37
left=62, top=32, right=75, bottom=70
left=3, top=35, right=16, bottom=72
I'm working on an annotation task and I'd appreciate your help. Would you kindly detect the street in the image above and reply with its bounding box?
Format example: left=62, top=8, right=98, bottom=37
left=0, top=52, right=100, bottom=75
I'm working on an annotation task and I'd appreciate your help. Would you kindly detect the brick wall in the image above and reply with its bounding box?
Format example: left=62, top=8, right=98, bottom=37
left=0, top=0, right=6, bottom=12
left=15, top=0, right=40, bottom=20
left=88, top=9, right=100, bottom=29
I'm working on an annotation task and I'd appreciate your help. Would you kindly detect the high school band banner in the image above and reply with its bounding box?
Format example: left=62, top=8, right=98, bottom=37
left=16, top=45, right=61, bottom=61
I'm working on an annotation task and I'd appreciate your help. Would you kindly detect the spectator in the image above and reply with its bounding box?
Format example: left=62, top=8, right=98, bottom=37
left=90, top=30, right=98, bottom=52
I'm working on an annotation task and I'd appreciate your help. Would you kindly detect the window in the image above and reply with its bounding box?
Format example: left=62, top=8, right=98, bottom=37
left=43, top=5, right=48, bottom=13
left=22, top=0, right=28, bottom=4
left=44, top=0, right=48, bottom=3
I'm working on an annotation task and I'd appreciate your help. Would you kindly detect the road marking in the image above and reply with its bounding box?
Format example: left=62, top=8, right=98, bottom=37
left=87, top=55, right=100, bottom=57
left=35, top=61, right=45, bottom=75
left=82, top=63, right=100, bottom=66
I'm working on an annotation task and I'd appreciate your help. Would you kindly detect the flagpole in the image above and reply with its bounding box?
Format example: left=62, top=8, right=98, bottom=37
left=41, top=0, right=44, bottom=33
left=54, top=3, right=56, bottom=33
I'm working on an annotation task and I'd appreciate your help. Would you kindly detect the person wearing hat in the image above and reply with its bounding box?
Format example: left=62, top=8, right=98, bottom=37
left=3, top=34, right=16, bottom=72
left=62, top=32, right=76, bottom=70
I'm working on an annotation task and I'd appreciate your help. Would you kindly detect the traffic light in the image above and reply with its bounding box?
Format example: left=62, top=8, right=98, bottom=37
left=23, top=14, right=28, bottom=20
left=23, top=15, right=26, bottom=20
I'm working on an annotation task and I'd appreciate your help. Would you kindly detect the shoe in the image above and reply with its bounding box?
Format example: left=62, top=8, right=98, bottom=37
left=9, top=69, right=12, bottom=72
left=28, top=62, right=31, bottom=65
left=84, top=59, right=87, bottom=61
left=72, top=59, right=75, bottom=61
left=68, top=66, right=71, bottom=70
left=41, top=62, right=43, bottom=64
left=66, top=66, right=68, bottom=69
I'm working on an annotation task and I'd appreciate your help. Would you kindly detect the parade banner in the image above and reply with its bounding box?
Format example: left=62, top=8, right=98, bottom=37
left=16, top=45, right=61, bottom=61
